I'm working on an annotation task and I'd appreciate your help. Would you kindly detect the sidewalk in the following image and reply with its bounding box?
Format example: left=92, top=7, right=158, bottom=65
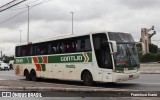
left=140, top=63, right=160, bottom=74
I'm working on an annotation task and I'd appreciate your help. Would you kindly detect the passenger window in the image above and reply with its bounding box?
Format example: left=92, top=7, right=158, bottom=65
left=37, top=43, right=48, bottom=55
left=77, top=36, right=91, bottom=52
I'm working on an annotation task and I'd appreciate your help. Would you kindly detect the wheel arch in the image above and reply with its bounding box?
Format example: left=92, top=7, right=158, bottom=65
left=81, top=69, right=93, bottom=80
left=30, top=69, right=36, bottom=74
left=24, top=69, right=29, bottom=76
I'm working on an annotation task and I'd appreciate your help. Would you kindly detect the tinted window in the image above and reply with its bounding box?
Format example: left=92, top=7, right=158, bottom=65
left=108, top=32, right=134, bottom=43
left=15, top=35, right=92, bottom=57
left=93, top=33, right=113, bottom=69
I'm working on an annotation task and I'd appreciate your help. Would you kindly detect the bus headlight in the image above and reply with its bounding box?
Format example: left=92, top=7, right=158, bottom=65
left=113, top=69, right=124, bottom=73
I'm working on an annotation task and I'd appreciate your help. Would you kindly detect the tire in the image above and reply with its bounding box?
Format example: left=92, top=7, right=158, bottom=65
left=82, top=71, right=94, bottom=86
left=30, top=70, right=37, bottom=81
left=25, top=70, right=31, bottom=81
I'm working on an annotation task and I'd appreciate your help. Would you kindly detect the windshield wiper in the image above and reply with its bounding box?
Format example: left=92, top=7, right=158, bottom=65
left=125, top=45, right=132, bottom=66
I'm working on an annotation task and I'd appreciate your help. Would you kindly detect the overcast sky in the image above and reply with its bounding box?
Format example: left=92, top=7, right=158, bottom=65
left=0, top=0, right=160, bottom=56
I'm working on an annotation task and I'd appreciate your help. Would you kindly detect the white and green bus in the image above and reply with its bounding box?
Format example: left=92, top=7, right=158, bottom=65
left=14, top=32, right=140, bottom=85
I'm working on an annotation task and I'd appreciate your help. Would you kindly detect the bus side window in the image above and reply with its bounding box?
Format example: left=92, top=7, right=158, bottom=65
left=62, top=42, right=66, bottom=53
left=30, top=45, right=36, bottom=56
left=37, top=45, right=40, bottom=55
left=67, top=43, right=74, bottom=53
left=80, top=39, right=85, bottom=51
left=51, top=42, right=57, bottom=54
left=16, top=47, right=21, bottom=57
left=21, top=46, right=26, bottom=56
left=57, top=43, right=61, bottom=53
left=48, top=43, right=52, bottom=54
left=64, top=38, right=76, bottom=53
left=77, top=39, right=85, bottom=52
left=30, top=46, right=33, bottom=56
left=85, top=38, right=91, bottom=51
left=77, top=40, right=81, bottom=52
left=73, top=40, right=77, bottom=52
left=59, top=43, right=63, bottom=53
left=76, top=36, right=91, bottom=52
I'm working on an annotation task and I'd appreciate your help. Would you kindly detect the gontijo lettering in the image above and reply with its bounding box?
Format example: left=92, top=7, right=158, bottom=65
left=61, top=56, right=83, bottom=62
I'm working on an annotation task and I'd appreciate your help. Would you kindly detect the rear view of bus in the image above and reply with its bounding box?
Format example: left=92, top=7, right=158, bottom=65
left=108, top=32, right=140, bottom=82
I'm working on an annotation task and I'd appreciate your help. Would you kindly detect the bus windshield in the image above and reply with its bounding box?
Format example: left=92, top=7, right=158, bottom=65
left=114, top=43, right=139, bottom=67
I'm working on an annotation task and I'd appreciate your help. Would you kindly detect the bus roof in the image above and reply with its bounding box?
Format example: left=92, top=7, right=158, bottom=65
left=16, top=32, right=97, bottom=46
left=16, top=31, right=131, bottom=46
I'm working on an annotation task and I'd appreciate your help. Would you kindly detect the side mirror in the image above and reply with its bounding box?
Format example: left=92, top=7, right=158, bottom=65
left=108, top=41, right=117, bottom=53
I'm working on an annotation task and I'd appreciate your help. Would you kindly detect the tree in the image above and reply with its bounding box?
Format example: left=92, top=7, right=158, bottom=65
left=136, top=43, right=158, bottom=54
left=149, top=44, right=158, bottom=53
left=136, top=43, right=143, bottom=58
left=2, top=55, right=14, bottom=63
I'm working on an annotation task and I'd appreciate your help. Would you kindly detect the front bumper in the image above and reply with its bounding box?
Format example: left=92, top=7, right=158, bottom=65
left=113, top=71, right=140, bottom=82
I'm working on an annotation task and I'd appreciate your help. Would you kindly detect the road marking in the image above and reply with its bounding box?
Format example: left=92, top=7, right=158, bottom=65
left=139, top=82, right=160, bottom=85
left=126, top=82, right=160, bottom=85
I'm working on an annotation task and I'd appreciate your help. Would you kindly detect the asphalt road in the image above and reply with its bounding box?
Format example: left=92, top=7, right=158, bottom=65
left=0, top=70, right=23, bottom=80
left=0, top=70, right=159, bottom=91
left=0, top=70, right=159, bottom=99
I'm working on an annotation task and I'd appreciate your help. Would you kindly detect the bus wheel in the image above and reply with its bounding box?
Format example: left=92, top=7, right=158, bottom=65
left=82, top=71, right=93, bottom=86
left=30, top=70, right=37, bottom=81
left=24, top=70, right=31, bottom=81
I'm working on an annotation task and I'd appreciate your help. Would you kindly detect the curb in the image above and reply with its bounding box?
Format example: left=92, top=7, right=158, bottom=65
left=140, top=72, right=160, bottom=74
left=0, top=86, right=145, bottom=92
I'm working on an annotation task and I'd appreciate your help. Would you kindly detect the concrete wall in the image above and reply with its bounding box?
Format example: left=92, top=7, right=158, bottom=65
left=140, top=63, right=160, bottom=74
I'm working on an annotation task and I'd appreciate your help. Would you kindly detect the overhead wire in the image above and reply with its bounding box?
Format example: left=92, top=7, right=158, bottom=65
left=0, top=0, right=52, bottom=25
left=0, top=0, right=27, bottom=12
left=3, top=0, right=46, bottom=11
left=8, top=0, right=41, bottom=10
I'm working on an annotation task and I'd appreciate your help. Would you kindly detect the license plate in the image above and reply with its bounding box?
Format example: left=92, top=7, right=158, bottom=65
left=129, top=75, right=133, bottom=78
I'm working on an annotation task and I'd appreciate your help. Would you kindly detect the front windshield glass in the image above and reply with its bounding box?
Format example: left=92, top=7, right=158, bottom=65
left=114, top=43, right=139, bottom=67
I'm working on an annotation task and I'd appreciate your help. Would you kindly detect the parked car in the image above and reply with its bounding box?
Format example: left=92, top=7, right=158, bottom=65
left=0, top=63, right=10, bottom=71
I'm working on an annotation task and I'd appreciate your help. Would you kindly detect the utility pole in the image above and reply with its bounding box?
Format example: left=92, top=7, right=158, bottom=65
left=70, top=12, right=74, bottom=35
left=27, top=5, right=30, bottom=42
left=20, top=30, right=22, bottom=43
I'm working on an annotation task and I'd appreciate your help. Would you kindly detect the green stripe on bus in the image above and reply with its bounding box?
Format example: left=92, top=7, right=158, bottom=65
left=15, top=57, right=32, bottom=64
left=28, top=57, right=32, bottom=63
left=38, top=57, right=43, bottom=63
left=87, top=53, right=92, bottom=62
left=41, top=64, right=46, bottom=71
left=14, top=52, right=92, bottom=64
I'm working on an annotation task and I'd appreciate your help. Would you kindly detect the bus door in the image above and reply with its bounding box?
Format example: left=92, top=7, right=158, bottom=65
left=92, top=33, right=113, bottom=82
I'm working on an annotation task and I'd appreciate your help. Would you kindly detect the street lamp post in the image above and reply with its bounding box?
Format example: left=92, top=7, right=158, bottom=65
left=70, top=12, right=74, bottom=35
left=27, top=5, right=30, bottom=42
left=20, top=30, right=22, bottom=43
